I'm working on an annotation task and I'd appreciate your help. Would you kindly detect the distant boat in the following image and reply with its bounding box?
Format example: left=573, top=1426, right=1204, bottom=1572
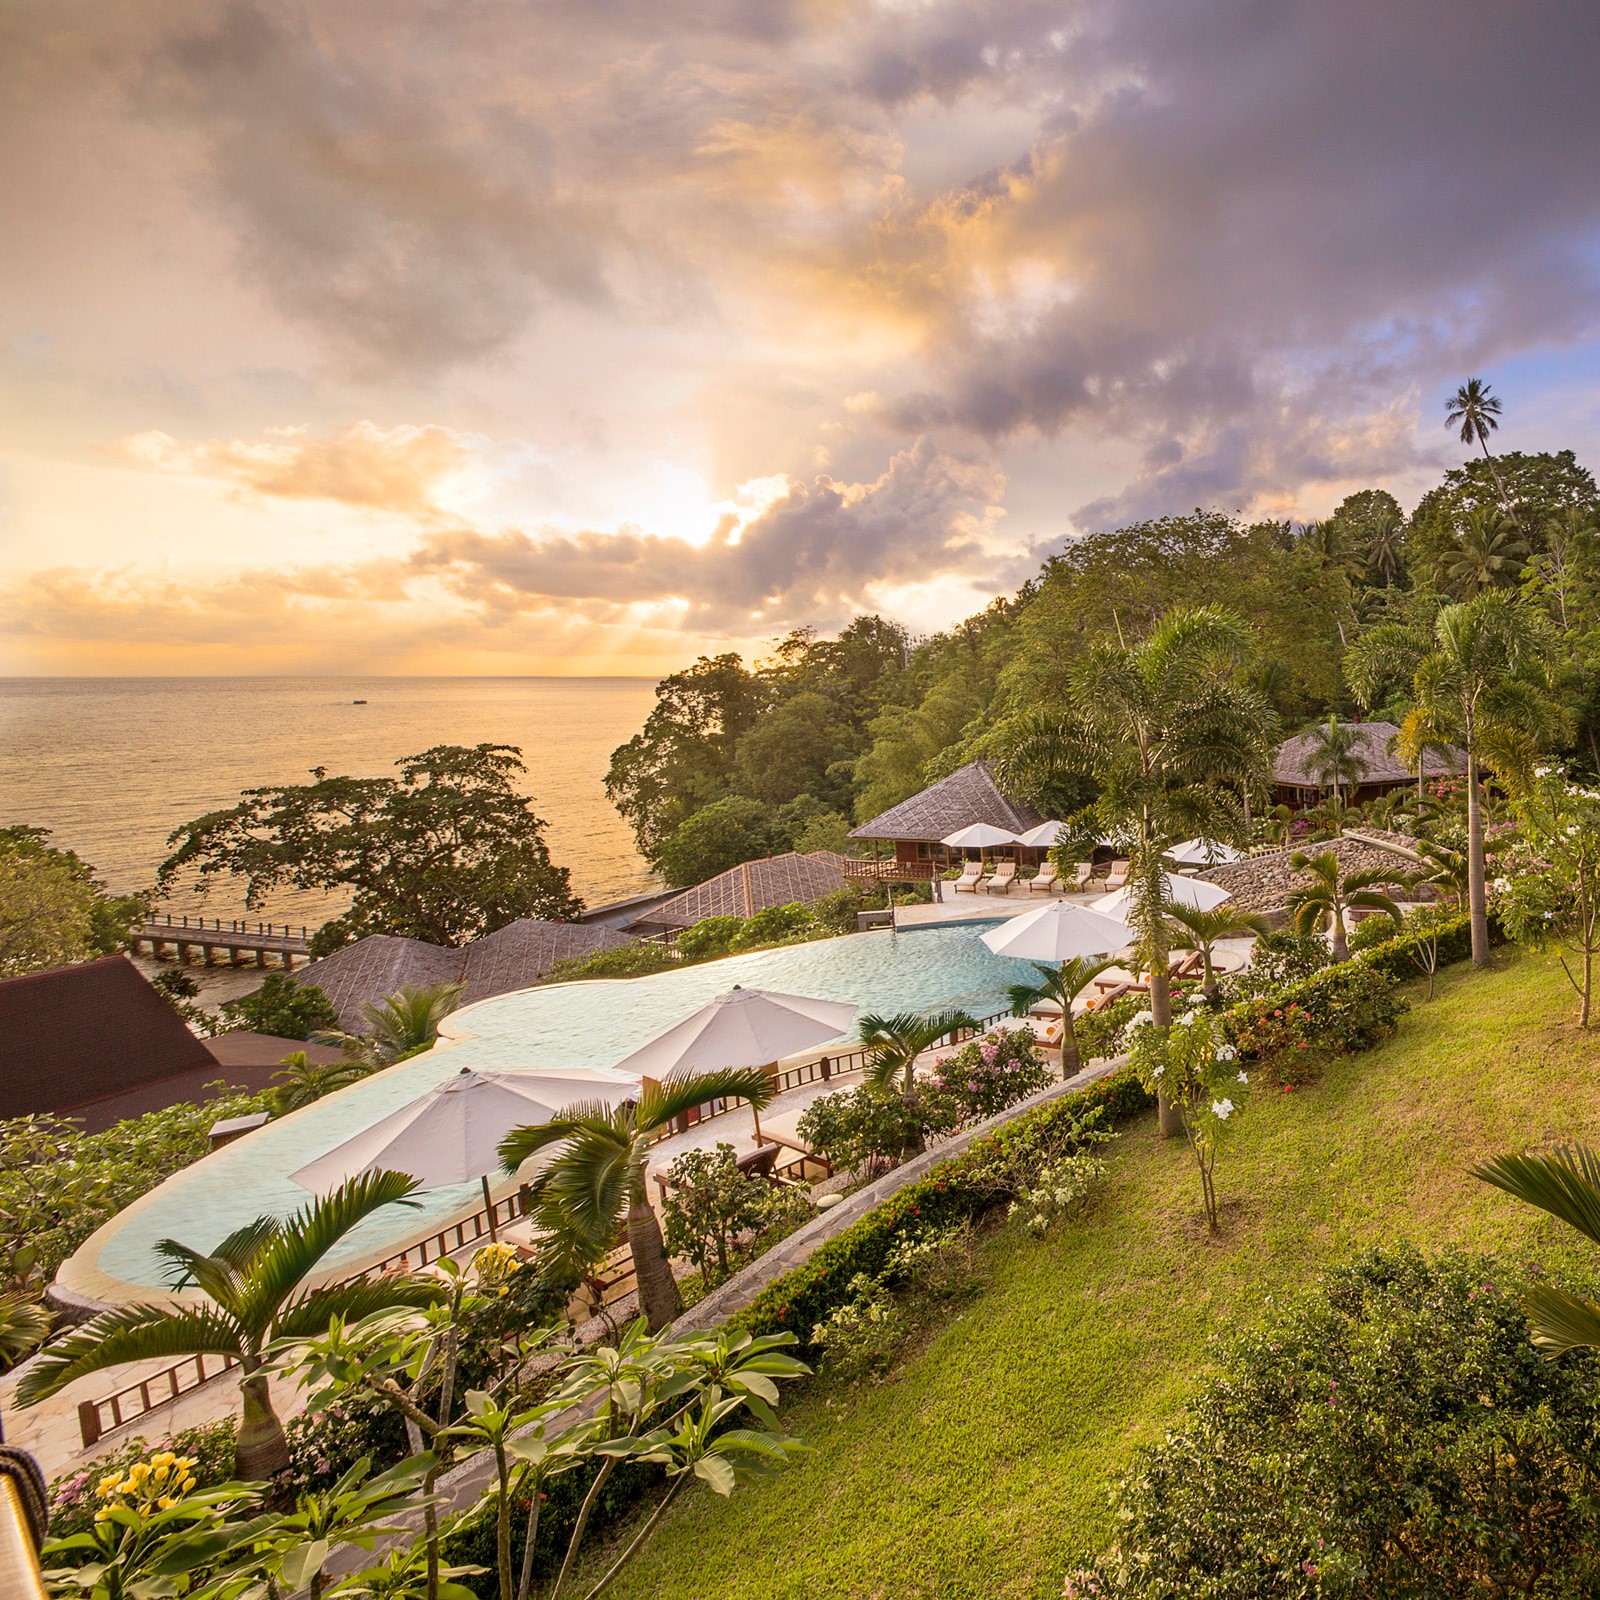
left=352, top=699, right=367, bottom=705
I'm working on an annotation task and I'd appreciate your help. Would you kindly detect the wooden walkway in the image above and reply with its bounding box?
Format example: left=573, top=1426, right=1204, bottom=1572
left=130, top=913, right=311, bottom=970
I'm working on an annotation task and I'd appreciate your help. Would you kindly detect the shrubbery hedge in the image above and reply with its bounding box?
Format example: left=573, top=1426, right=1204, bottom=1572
left=733, top=1067, right=1155, bottom=1348
left=1223, top=960, right=1409, bottom=1058
left=1355, top=910, right=1475, bottom=980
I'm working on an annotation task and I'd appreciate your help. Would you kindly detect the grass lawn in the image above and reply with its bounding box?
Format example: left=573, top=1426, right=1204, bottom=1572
left=589, top=951, right=1600, bottom=1600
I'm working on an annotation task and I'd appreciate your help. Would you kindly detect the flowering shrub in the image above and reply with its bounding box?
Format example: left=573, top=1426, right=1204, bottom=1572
left=811, top=1272, right=905, bottom=1381
left=93, top=1449, right=200, bottom=1517
left=1224, top=960, right=1406, bottom=1062
left=1086, top=1246, right=1600, bottom=1598
left=1220, top=929, right=1330, bottom=1002
left=1073, top=993, right=1148, bottom=1063
left=48, top=1420, right=237, bottom=1537
left=1129, top=1008, right=1249, bottom=1232
left=1009, top=1150, right=1110, bottom=1237
left=796, top=1084, right=955, bottom=1178
left=662, top=1141, right=786, bottom=1285
left=929, top=1027, right=1051, bottom=1121
left=1228, top=999, right=1318, bottom=1086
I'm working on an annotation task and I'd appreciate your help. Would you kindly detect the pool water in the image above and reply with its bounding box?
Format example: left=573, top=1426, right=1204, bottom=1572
left=81, top=922, right=1042, bottom=1296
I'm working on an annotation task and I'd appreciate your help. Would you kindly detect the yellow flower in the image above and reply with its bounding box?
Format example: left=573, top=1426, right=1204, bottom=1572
left=180, top=1476, right=197, bottom=1493
left=94, top=1509, right=110, bottom=1524
left=97, top=1475, right=123, bottom=1498
left=127, top=1463, right=150, bottom=1487
left=156, top=1495, right=175, bottom=1510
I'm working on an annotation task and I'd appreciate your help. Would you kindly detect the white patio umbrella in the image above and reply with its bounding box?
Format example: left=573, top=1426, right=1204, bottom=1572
left=1093, top=873, right=1233, bottom=916
left=291, top=1066, right=639, bottom=1236
left=941, top=823, right=1022, bottom=851
left=1014, top=820, right=1065, bottom=849
left=980, top=900, right=1134, bottom=963
left=610, top=985, right=857, bottom=1143
left=1165, top=837, right=1243, bottom=866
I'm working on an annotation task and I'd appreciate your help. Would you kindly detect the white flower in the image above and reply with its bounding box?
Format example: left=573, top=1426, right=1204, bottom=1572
left=1151, top=1064, right=1165, bottom=1080
left=1215, top=1044, right=1237, bottom=1061
left=1126, top=1011, right=1154, bottom=1031
left=1237, top=1070, right=1249, bottom=1084
left=1212, top=1098, right=1235, bottom=1121
left=1176, top=1012, right=1196, bottom=1027
left=1186, top=993, right=1207, bottom=1008
left=1544, top=911, right=1554, bottom=920
left=1536, top=765, right=1554, bottom=778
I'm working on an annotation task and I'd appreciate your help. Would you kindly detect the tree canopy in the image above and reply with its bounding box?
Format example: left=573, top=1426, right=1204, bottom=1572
left=157, top=744, right=582, bottom=951
left=0, top=826, right=144, bottom=978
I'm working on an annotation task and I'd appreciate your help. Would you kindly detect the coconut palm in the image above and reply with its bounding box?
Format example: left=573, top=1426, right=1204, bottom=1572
left=499, top=1068, right=776, bottom=1332
left=1285, top=850, right=1401, bottom=962
left=1301, top=715, right=1366, bottom=820
left=1473, top=1145, right=1600, bottom=1353
left=317, top=981, right=465, bottom=1067
left=1436, top=508, right=1528, bottom=599
left=17, top=1170, right=437, bottom=1480
left=1005, top=959, right=1116, bottom=1078
left=1348, top=592, right=1559, bottom=965
left=997, top=606, right=1278, bottom=1135
left=1445, top=377, right=1519, bottom=528
left=1162, top=903, right=1272, bottom=1002
left=267, top=1050, right=375, bottom=1115
left=1365, top=505, right=1406, bottom=587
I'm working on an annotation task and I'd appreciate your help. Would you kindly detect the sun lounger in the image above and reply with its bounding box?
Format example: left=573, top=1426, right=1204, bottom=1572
left=1068, top=862, right=1093, bottom=893
left=1029, top=862, right=1060, bottom=894
left=952, top=860, right=984, bottom=894
left=982, top=860, right=1018, bottom=895
left=1103, top=859, right=1131, bottom=890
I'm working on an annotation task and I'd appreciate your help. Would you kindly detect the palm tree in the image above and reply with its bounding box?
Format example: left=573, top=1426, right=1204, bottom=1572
left=1162, top=903, right=1272, bottom=1001
left=1435, top=507, right=1528, bottom=598
left=1005, top=960, right=1115, bottom=1078
left=1445, top=377, right=1519, bottom=529
left=17, top=1171, right=437, bottom=1480
left=498, top=1068, right=776, bottom=1332
left=1285, top=850, right=1401, bottom=962
left=1473, top=1146, right=1600, bottom=1353
left=998, top=608, right=1276, bottom=1134
left=1301, top=715, right=1366, bottom=821
left=268, top=1050, right=374, bottom=1115
left=0, top=1291, right=49, bottom=1368
left=1348, top=592, right=1558, bottom=965
left=858, top=1008, right=978, bottom=1096
left=318, top=981, right=465, bottom=1067
left=1365, top=505, right=1406, bottom=587
left=1406, top=835, right=1469, bottom=905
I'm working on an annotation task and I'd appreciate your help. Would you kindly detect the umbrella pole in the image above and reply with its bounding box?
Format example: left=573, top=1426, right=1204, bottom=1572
left=482, top=1173, right=499, bottom=1242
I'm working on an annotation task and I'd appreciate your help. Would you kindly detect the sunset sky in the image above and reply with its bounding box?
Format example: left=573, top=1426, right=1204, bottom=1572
left=4, top=0, right=1599, bottom=677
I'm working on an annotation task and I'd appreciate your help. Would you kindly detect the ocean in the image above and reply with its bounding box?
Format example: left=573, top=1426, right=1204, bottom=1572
left=0, top=677, right=661, bottom=925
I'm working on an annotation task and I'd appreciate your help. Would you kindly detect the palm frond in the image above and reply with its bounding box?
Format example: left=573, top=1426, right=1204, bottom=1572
left=1523, top=1283, right=1600, bottom=1357
left=500, top=1107, right=627, bottom=1173
left=236, top=1170, right=421, bottom=1333
left=16, top=1304, right=242, bottom=1405
left=1473, top=1147, right=1600, bottom=1249
left=273, top=1277, right=447, bottom=1343
left=640, top=1067, right=777, bottom=1132
left=532, top=1131, right=633, bottom=1257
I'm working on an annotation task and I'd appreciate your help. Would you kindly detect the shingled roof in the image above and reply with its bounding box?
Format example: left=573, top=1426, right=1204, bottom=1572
left=295, top=920, right=630, bottom=1027
left=849, top=759, right=1044, bottom=843
left=1272, top=720, right=1466, bottom=789
left=0, top=955, right=219, bottom=1122
left=638, top=851, right=853, bottom=931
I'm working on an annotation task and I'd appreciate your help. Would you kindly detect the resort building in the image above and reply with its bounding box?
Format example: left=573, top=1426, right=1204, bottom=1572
left=1271, top=720, right=1467, bottom=809
left=628, top=850, right=852, bottom=936
left=0, top=955, right=337, bottom=1131
left=848, top=759, right=1045, bottom=878
left=292, top=917, right=631, bottom=1027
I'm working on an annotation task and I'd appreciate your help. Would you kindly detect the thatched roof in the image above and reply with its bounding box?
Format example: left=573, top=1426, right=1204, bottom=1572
left=1196, top=831, right=1424, bottom=913
left=638, top=851, right=853, bottom=931
left=1272, top=720, right=1466, bottom=789
left=849, top=759, right=1044, bottom=843
left=295, top=920, right=629, bottom=1027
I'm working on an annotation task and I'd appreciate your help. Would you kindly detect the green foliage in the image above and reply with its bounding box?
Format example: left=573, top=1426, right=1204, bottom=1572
left=806, top=886, right=866, bottom=936
left=1089, top=1246, right=1600, bottom=1599
left=796, top=1084, right=948, bottom=1178
left=655, top=794, right=778, bottom=887
left=0, top=1094, right=271, bottom=1290
left=1356, top=909, right=1476, bottom=981
left=1225, top=960, right=1407, bottom=1060
left=672, top=915, right=744, bottom=962
left=1226, top=998, right=1319, bottom=1086
left=158, top=743, right=582, bottom=949
left=1073, top=992, right=1149, bottom=1064
left=926, top=1027, right=1051, bottom=1120
left=544, top=941, right=681, bottom=982
left=224, top=971, right=340, bottom=1039
left=48, top=1420, right=241, bottom=1538
left=728, top=902, right=814, bottom=951
left=1223, top=928, right=1331, bottom=1000
left=661, top=1143, right=781, bottom=1286
left=789, top=809, right=853, bottom=856
left=739, top=1066, right=1152, bottom=1350
left=323, top=980, right=464, bottom=1065
left=0, top=825, right=144, bottom=977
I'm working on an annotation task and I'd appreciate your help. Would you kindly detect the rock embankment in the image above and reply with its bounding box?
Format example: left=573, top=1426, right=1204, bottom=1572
left=1198, top=830, right=1424, bottom=914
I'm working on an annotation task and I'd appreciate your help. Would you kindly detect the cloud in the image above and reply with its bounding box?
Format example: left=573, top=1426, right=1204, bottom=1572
left=106, top=421, right=490, bottom=518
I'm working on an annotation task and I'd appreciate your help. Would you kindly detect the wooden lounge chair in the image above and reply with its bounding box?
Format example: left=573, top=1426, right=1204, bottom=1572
left=1029, top=862, right=1060, bottom=894
left=983, top=860, right=1018, bottom=895
left=952, top=860, right=984, bottom=895
left=1103, top=859, right=1131, bottom=890
left=1067, top=862, right=1093, bottom=893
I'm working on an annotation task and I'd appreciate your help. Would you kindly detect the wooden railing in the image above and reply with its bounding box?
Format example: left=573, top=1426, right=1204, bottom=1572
left=77, top=1352, right=240, bottom=1447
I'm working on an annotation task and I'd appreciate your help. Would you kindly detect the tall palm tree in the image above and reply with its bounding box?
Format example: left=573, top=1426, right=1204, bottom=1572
left=318, top=981, right=465, bottom=1067
left=1436, top=507, right=1528, bottom=598
left=1285, top=850, right=1401, bottom=962
left=1445, top=377, right=1519, bottom=529
left=1005, top=959, right=1116, bottom=1078
left=1301, top=715, right=1366, bottom=821
left=17, top=1171, right=437, bottom=1480
left=1365, top=505, right=1406, bottom=587
left=1348, top=592, right=1558, bottom=965
left=998, top=607, right=1278, bottom=1135
left=499, top=1068, right=776, bottom=1332
left=1473, top=1146, right=1600, bottom=1353
left=1162, top=903, right=1272, bottom=1001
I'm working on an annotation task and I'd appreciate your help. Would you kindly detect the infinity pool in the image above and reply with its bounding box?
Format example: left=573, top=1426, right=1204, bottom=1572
left=69, top=921, right=1041, bottom=1302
